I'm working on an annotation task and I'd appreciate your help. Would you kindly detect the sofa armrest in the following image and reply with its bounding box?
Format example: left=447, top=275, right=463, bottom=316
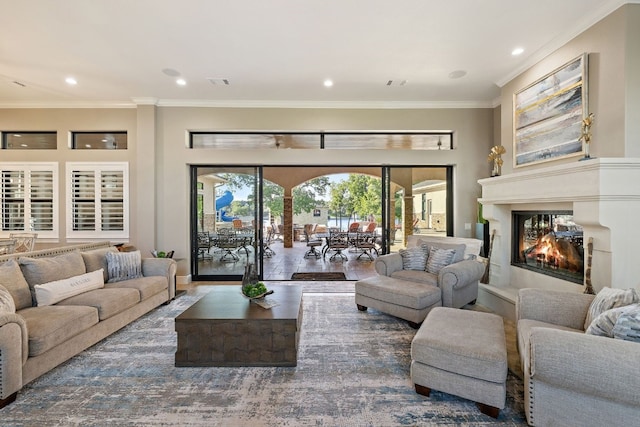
left=438, top=259, right=484, bottom=307
left=517, top=288, right=594, bottom=330
left=374, top=253, right=403, bottom=276
left=141, top=258, right=177, bottom=300
left=529, top=327, right=640, bottom=407
left=0, top=313, right=27, bottom=399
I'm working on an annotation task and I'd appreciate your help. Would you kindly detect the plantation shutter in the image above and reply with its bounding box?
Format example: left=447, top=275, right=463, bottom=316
left=1, top=163, right=57, bottom=236
left=67, top=162, right=128, bottom=239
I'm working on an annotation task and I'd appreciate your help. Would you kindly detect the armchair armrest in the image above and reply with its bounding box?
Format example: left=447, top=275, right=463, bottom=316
left=438, top=259, right=485, bottom=307
left=529, top=327, right=640, bottom=407
left=142, top=258, right=177, bottom=300
left=374, top=253, right=403, bottom=276
left=0, top=313, right=27, bottom=399
left=517, top=288, right=594, bottom=330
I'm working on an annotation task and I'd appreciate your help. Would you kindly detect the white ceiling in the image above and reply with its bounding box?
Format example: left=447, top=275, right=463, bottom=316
left=0, top=0, right=631, bottom=108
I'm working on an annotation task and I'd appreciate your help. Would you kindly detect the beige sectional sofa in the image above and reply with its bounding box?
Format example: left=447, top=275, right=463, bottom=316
left=0, top=242, right=176, bottom=407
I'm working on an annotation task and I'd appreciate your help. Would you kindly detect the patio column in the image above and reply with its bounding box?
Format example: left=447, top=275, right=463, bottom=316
left=403, top=195, right=414, bottom=245
left=283, top=195, right=293, bottom=248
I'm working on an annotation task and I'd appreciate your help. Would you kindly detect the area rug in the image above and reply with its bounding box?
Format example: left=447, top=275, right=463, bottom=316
left=0, top=291, right=527, bottom=426
left=291, top=272, right=347, bottom=281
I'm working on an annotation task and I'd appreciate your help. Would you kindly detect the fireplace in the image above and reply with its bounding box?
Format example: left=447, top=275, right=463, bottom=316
left=477, top=159, right=640, bottom=321
left=512, top=211, right=584, bottom=284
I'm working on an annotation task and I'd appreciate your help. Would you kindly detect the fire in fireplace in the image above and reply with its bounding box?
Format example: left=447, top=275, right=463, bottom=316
left=512, top=211, right=584, bottom=284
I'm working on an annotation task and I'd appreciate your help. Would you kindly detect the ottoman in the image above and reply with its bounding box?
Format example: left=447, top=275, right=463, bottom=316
left=410, top=307, right=507, bottom=418
left=355, top=275, right=441, bottom=328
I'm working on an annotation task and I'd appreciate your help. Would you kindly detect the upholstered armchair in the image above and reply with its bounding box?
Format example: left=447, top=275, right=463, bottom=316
left=373, top=236, right=485, bottom=308
left=517, top=288, right=640, bottom=426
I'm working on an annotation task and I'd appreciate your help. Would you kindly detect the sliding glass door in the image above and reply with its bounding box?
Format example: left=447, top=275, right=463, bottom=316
left=190, top=166, right=262, bottom=281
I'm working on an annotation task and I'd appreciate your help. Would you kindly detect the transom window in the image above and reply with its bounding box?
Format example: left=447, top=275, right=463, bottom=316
left=71, top=132, right=128, bottom=149
left=2, top=132, right=57, bottom=149
left=190, top=132, right=453, bottom=150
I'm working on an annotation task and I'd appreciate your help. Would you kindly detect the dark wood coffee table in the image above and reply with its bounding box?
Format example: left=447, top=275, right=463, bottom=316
left=175, top=284, right=303, bottom=367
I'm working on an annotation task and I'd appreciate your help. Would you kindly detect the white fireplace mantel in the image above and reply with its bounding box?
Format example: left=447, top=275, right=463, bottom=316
left=477, top=158, right=640, bottom=320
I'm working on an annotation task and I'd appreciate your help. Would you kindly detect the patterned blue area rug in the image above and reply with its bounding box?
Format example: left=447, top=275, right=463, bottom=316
left=1, top=290, right=526, bottom=426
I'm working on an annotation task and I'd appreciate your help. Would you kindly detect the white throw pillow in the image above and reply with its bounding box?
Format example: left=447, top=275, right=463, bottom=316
left=584, top=287, right=640, bottom=331
left=34, top=269, right=105, bottom=307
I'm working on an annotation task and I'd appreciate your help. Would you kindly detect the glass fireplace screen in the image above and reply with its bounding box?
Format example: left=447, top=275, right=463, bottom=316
left=512, top=211, right=584, bottom=284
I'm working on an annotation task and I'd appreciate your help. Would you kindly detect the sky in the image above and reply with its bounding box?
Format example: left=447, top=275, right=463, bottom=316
left=220, top=173, right=349, bottom=202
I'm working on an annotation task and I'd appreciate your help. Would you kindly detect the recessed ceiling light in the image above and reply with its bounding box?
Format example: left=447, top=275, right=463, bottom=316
left=512, top=47, right=524, bottom=56
left=448, top=70, right=467, bottom=79
left=65, top=77, right=77, bottom=85
left=20, top=144, right=28, bottom=147
left=323, top=79, right=333, bottom=87
left=176, top=78, right=187, bottom=86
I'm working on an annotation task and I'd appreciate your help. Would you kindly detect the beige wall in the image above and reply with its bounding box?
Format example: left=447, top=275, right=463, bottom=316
left=0, top=108, right=138, bottom=246
left=156, top=106, right=494, bottom=277
left=500, top=4, right=638, bottom=174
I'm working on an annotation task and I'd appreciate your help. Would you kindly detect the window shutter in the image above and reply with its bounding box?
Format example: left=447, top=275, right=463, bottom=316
left=67, top=162, right=128, bottom=239
left=1, top=164, right=56, bottom=235
left=71, top=170, right=96, bottom=231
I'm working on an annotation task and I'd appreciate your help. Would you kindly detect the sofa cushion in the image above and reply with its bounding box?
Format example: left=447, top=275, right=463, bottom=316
left=18, top=305, right=99, bottom=357
left=390, top=270, right=438, bottom=287
left=0, top=259, right=33, bottom=310
left=82, top=246, right=119, bottom=282
left=399, top=244, right=428, bottom=270
left=106, top=250, right=143, bottom=283
left=586, top=303, right=639, bottom=337
left=355, top=275, right=441, bottom=310
left=612, top=304, right=640, bottom=342
left=584, top=287, right=639, bottom=330
left=418, top=239, right=466, bottom=264
left=425, top=247, right=455, bottom=274
left=19, top=252, right=87, bottom=305
left=34, top=269, right=105, bottom=307
left=104, top=275, right=167, bottom=301
left=0, top=284, right=16, bottom=313
left=57, top=288, right=140, bottom=320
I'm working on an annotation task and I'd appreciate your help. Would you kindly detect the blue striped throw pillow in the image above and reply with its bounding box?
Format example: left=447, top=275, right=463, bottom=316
left=425, top=247, right=455, bottom=274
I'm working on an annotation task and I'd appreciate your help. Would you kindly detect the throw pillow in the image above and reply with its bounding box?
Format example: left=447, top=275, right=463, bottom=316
left=418, top=239, right=466, bottom=264
left=34, top=269, right=105, bottom=307
left=399, top=244, right=429, bottom=271
left=586, top=303, right=638, bottom=337
left=612, top=304, right=640, bottom=342
left=425, top=247, right=456, bottom=274
left=0, top=259, right=33, bottom=310
left=106, top=250, right=143, bottom=283
left=584, top=287, right=640, bottom=330
left=0, top=284, right=16, bottom=313
left=19, top=251, right=87, bottom=287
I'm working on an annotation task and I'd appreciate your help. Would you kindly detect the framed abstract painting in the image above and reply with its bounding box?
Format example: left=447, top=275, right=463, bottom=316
left=513, top=53, right=588, bottom=167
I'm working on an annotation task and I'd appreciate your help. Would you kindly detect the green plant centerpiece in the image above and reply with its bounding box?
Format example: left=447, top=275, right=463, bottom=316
left=242, top=281, right=271, bottom=299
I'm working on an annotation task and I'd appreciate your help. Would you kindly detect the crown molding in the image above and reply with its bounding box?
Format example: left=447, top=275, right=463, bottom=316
left=154, top=99, right=495, bottom=109
left=0, top=101, right=136, bottom=109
